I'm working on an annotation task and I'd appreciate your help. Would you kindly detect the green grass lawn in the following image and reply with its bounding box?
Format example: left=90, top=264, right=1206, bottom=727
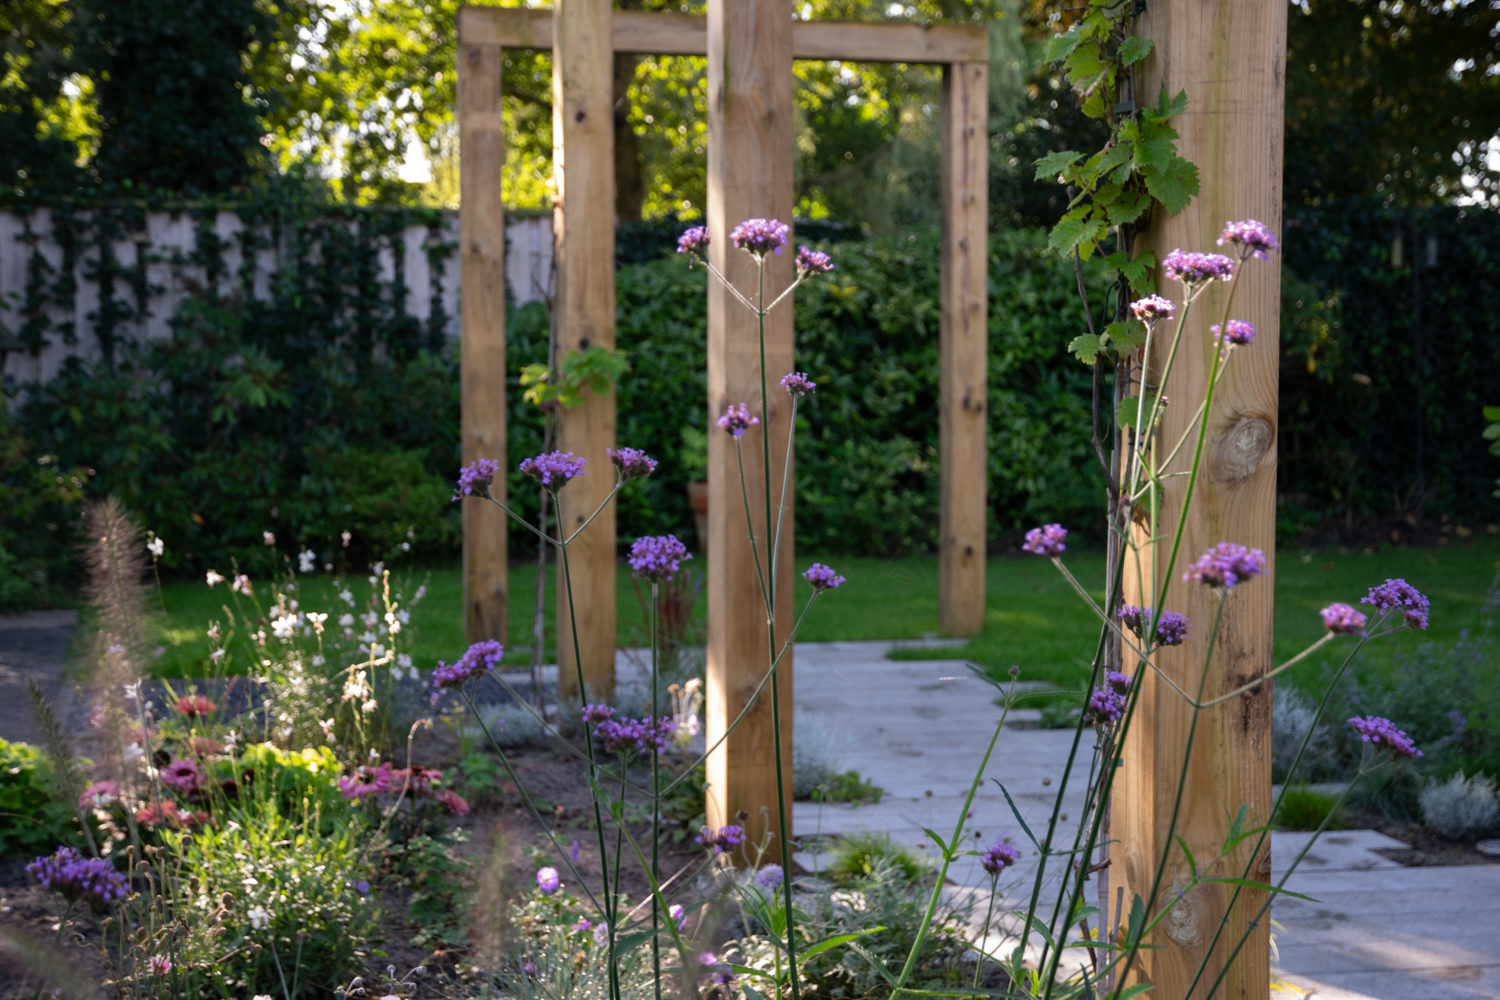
left=147, top=537, right=1500, bottom=693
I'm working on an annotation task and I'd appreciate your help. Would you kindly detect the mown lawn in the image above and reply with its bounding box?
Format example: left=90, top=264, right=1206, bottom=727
left=146, top=536, right=1500, bottom=694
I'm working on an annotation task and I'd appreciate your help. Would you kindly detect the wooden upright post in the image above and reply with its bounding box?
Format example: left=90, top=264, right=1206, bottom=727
left=1116, top=3, right=1286, bottom=998
left=458, top=19, right=508, bottom=645
left=938, top=61, right=989, bottom=637
left=553, top=0, right=618, bottom=703
left=704, top=0, right=796, bottom=850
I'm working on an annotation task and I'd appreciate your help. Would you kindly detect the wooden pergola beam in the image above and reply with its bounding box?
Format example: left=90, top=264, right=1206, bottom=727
left=457, top=7, right=988, bottom=63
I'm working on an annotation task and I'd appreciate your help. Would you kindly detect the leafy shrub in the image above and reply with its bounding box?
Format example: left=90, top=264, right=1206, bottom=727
left=1420, top=771, right=1500, bottom=839
left=807, top=770, right=884, bottom=806
left=793, top=705, right=848, bottom=798
left=827, top=831, right=929, bottom=886
left=1271, top=685, right=1337, bottom=783
left=0, top=403, right=92, bottom=610
left=1273, top=785, right=1347, bottom=831
left=0, top=739, right=88, bottom=856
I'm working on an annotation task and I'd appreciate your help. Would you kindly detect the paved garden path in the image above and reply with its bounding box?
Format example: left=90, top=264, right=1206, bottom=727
left=0, top=611, right=78, bottom=745
left=786, top=640, right=1500, bottom=1000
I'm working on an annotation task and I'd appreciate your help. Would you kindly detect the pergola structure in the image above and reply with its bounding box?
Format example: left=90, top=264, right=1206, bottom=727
left=456, top=0, right=990, bottom=839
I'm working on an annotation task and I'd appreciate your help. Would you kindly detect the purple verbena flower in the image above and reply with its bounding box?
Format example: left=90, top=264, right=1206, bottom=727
left=1347, top=716, right=1421, bottom=759
left=536, top=867, right=560, bottom=894
left=455, top=458, right=501, bottom=500
left=1105, top=670, right=1132, bottom=693
left=780, top=371, right=816, bottom=397
left=695, top=824, right=745, bottom=854
left=629, top=535, right=692, bottom=582
left=1163, top=249, right=1237, bottom=285
left=730, top=218, right=790, bottom=257
left=1361, top=578, right=1430, bottom=630
left=979, top=839, right=1020, bottom=875
left=1129, top=295, right=1176, bottom=324
left=795, top=245, right=834, bottom=274
left=802, top=563, right=846, bottom=591
left=1085, top=688, right=1125, bottom=727
left=1022, top=524, right=1068, bottom=557
left=608, top=447, right=657, bottom=481
left=582, top=704, right=616, bottom=725
left=592, top=921, right=610, bottom=947
left=717, top=403, right=760, bottom=437
left=1217, top=220, right=1280, bottom=260
left=593, top=715, right=675, bottom=756
left=431, top=640, right=505, bottom=691
left=26, top=848, right=128, bottom=908
left=1183, top=543, right=1267, bottom=589
left=755, top=864, right=784, bottom=889
left=669, top=903, right=688, bottom=930
left=1116, top=606, right=1190, bottom=646
left=1213, top=320, right=1256, bottom=346
left=677, top=226, right=710, bottom=255
left=519, top=451, right=587, bottom=489
left=1320, top=603, right=1368, bottom=636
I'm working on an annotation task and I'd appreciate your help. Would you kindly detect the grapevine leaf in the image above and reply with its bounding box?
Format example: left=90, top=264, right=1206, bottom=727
left=1145, top=86, right=1189, bottom=122
left=1106, top=190, right=1151, bottom=227
left=1047, top=215, right=1088, bottom=257
left=1143, top=156, right=1200, bottom=216
left=1034, top=150, right=1082, bottom=181
left=1069, top=334, right=1103, bottom=365
left=1104, top=319, right=1147, bottom=354
left=1119, top=36, right=1154, bottom=66
left=1045, top=23, right=1084, bottom=62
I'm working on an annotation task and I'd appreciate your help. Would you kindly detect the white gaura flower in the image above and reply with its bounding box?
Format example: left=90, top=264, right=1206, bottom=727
left=306, top=612, right=328, bottom=634
left=146, top=535, right=164, bottom=558
left=248, top=904, right=272, bottom=929
left=206, top=570, right=224, bottom=587
left=209, top=648, right=226, bottom=662
left=231, top=574, right=253, bottom=596
left=338, top=613, right=355, bottom=628
left=262, top=531, right=275, bottom=546
left=271, top=618, right=295, bottom=640
left=298, top=549, right=316, bottom=573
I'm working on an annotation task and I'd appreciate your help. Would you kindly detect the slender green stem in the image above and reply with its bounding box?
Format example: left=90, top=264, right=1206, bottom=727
left=973, top=875, right=999, bottom=990
left=892, top=684, right=1014, bottom=998
left=734, top=441, right=772, bottom=613
left=650, top=580, right=662, bottom=1000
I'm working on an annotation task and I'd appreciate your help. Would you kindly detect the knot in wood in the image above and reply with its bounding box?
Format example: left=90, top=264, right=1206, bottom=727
left=1211, top=417, right=1274, bottom=482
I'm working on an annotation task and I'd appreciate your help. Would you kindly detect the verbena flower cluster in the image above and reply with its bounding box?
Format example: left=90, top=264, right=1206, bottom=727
left=1218, top=219, right=1280, bottom=260
left=629, top=535, right=692, bottom=582
left=454, top=458, right=501, bottom=499
left=585, top=707, right=676, bottom=756
left=1129, top=295, right=1176, bottom=323
left=1320, top=602, right=1368, bottom=636
left=980, top=839, right=1020, bottom=875
left=1117, top=606, right=1191, bottom=646
left=802, top=563, right=847, bottom=591
left=520, top=451, right=587, bottom=489
left=1183, top=543, right=1266, bottom=589
left=608, top=447, right=658, bottom=481
left=1213, top=320, right=1256, bottom=346
left=1162, top=249, right=1236, bottom=285
left=695, top=824, right=746, bottom=854
left=1347, top=715, right=1422, bottom=759
left=1361, top=578, right=1430, bottom=630
left=794, top=246, right=833, bottom=274
left=729, top=218, right=790, bottom=256
left=780, top=371, right=815, bottom=397
left=431, top=639, right=505, bottom=690
left=717, top=403, right=759, bottom=437
left=677, top=226, right=710, bottom=255
left=1022, top=523, right=1068, bottom=557
left=27, top=847, right=129, bottom=907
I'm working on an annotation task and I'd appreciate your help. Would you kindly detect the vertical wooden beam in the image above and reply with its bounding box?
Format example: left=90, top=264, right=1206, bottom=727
left=553, top=0, right=619, bottom=703
left=704, top=0, right=796, bottom=851
left=938, top=61, right=989, bottom=637
left=1116, top=2, right=1286, bottom=998
left=459, top=28, right=508, bottom=646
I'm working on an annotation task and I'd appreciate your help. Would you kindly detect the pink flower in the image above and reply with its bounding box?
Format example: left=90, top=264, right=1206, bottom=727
left=159, top=758, right=205, bottom=795
left=339, top=762, right=394, bottom=801
left=173, top=694, right=216, bottom=717
left=78, top=780, right=120, bottom=812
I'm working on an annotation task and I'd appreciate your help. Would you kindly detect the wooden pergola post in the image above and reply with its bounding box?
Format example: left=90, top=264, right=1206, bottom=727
left=1116, top=2, right=1286, bottom=997
left=702, top=0, right=797, bottom=846
left=938, top=60, right=989, bottom=636
left=552, top=0, right=619, bottom=703
left=458, top=20, right=508, bottom=645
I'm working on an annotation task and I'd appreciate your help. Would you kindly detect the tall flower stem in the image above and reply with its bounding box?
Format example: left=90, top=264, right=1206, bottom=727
left=650, top=580, right=662, bottom=1000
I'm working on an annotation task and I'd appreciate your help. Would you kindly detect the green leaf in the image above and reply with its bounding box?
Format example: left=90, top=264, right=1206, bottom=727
left=1175, top=835, right=1200, bottom=882
left=1105, top=190, right=1151, bottom=228
left=1116, top=392, right=1161, bottom=429
left=613, top=928, right=664, bottom=954
left=1143, top=156, right=1200, bottom=216
left=844, top=941, right=899, bottom=986
left=1047, top=216, right=1087, bottom=257
left=800, top=928, right=883, bottom=961
left=1118, top=984, right=1158, bottom=1000
left=1200, top=877, right=1319, bottom=902
left=1119, top=36, right=1154, bottom=67
left=1069, top=334, right=1103, bottom=365
left=1483, top=405, right=1500, bottom=421
left=1044, top=23, right=1084, bottom=63
left=1103, top=320, right=1147, bottom=355
left=1144, top=86, right=1189, bottom=122
left=1009, top=910, right=1056, bottom=949
left=1034, top=150, right=1082, bottom=181
left=993, top=781, right=1041, bottom=849
left=726, top=964, right=779, bottom=984
left=742, top=986, right=767, bottom=1000
left=921, top=826, right=952, bottom=859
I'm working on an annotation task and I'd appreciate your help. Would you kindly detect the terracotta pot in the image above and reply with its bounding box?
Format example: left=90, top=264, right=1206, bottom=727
left=686, top=481, right=709, bottom=551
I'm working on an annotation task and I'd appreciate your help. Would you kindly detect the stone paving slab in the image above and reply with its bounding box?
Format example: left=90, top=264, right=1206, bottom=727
left=784, top=640, right=1500, bottom=1000
left=0, top=613, right=78, bottom=744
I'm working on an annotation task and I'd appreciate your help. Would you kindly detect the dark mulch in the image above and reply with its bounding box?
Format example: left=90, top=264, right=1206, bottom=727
left=1370, top=821, right=1500, bottom=867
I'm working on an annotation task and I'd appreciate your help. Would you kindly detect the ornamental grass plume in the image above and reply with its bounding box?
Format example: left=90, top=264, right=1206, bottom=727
left=608, top=446, right=658, bottom=481
left=1183, top=542, right=1267, bottom=589
left=519, top=451, right=587, bottom=489
left=1022, top=523, right=1068, bottom=556
left=1347, top=715, right=1422, bottom=759
left=26, top=847, right=128, bottom=908
left=629, top=535, right=692, bottom=582
left=717, top=403, right=759, bottom=437
left=729, top=218, right=790, bottom=256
